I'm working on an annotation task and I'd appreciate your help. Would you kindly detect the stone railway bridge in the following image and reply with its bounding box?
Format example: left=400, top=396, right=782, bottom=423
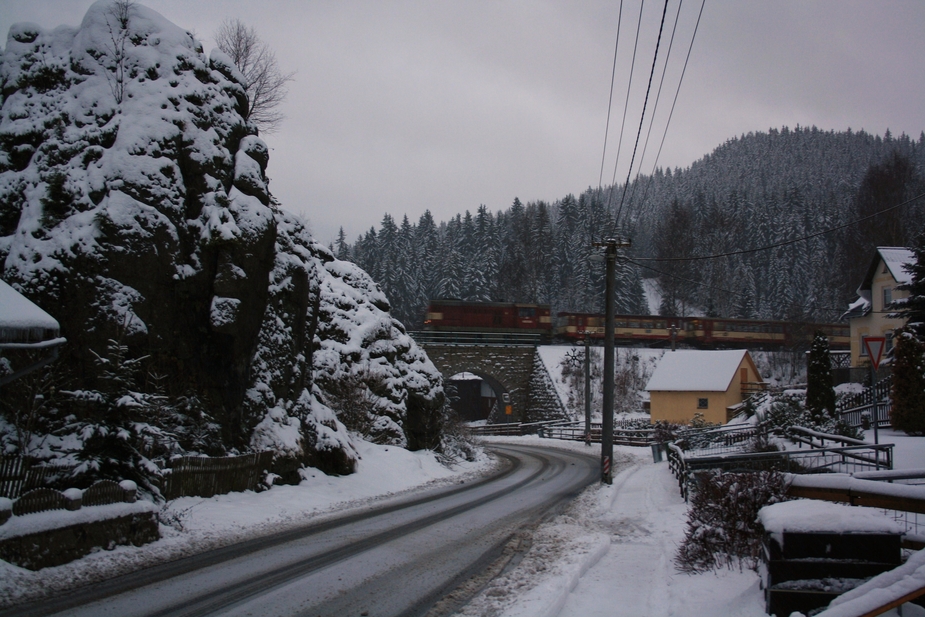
left=411, top=333, right=566, bottom=423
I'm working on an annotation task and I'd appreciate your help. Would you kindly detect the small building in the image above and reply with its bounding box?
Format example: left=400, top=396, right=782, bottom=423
left=0, top=278, right=65, bottom=386
left=646, top=349, right=764, bottom=425
left=844, top=247, right=914, bottom=369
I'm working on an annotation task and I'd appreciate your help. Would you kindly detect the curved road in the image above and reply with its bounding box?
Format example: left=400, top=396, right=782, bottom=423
left=5, top=444, right=599, bottom=617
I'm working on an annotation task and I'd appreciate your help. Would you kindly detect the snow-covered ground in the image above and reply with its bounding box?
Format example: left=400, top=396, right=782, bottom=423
left=464, top=434, right=925, bottom=617
left=537, top=344, right=663, bottom=421
left=3, top=432, right=922, bottom=614
left=864, top=427, right=925, bottom=470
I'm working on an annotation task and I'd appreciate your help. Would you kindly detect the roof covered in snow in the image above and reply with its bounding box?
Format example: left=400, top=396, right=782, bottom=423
left=0, top=279, right=60, bottom=344
left=645, top=349, right=752, bottom=392
left=857, top=247, right=914, bottom=295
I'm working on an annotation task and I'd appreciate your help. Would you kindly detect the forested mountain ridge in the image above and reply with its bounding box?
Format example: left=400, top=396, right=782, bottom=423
left=345, top=126, right=925, bottom=328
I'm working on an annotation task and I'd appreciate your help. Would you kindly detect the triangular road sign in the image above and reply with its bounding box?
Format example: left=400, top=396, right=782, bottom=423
left=864, top=337, right=886, bottom=371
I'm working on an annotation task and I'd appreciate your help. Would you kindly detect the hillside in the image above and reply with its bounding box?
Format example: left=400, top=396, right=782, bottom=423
left=0, top=1, right=445, bottom=489
left=346, top=127, right=925, bottom=328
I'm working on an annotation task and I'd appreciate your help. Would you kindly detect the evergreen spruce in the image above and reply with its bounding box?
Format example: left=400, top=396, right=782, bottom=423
left=806, top=331, right=836, bottom=424
left=893, top=232, right=925, bottom=340
left=890, top=327, right=925, bottom=434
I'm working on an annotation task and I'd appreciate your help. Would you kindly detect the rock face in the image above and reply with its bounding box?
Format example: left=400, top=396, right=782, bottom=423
left=0, top=1, right=444, bottom=478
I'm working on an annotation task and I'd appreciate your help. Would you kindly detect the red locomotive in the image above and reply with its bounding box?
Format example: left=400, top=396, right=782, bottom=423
left=424, top=300, right=553, bottom=335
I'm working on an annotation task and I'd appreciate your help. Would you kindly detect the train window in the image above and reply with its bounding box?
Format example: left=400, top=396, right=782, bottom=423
left=518, top=307, right=535, bottom=318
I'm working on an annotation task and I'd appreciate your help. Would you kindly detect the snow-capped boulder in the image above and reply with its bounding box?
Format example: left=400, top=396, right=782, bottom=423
left=0, top=1, right=444, bottom=481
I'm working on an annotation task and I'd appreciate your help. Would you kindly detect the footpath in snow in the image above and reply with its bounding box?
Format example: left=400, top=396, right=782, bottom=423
left=462, top=437, right=766, bottom=617
left=466, top=433, right=925, bottom=617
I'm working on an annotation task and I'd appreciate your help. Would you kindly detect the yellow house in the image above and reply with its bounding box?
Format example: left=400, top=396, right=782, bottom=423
left=845, top=247, right=913, bottom=368
left=646, top=349, right=764, bottom=425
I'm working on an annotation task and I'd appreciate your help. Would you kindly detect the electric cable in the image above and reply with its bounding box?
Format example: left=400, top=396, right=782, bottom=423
left=598, top=1, right=624, bottom=192
left=615, top=0, right=670, bottom=228
left=603, top=0, right=647, bottom=236
left=635, top=0, right=705, bottom=225
left=625, top=0, right=684, bottom=226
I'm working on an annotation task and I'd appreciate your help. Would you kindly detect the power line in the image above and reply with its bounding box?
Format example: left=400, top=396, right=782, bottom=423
left=598, top=1, right=624, bottom=192
left=635, top=0, right=705, bottom=222
left=637, top=191, right=925, bottom=263
left=604, top=0, right=647, bottom=224
left=615, top=0, right=670, bottom=227
left=625, top=0, right=684, bottom=222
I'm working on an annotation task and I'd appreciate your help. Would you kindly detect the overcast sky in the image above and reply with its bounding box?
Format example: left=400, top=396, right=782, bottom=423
left=2, top=1, right=924, bottom=245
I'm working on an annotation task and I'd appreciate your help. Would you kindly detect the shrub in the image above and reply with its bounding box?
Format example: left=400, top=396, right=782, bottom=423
left=675, top=470, right=789, bottom=573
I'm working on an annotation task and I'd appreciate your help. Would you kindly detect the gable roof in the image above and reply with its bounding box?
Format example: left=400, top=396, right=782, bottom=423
left=858, top=247, right=914, bottom=295
left=646, top=349, right=751, bottom=392
left=0, top=279, right=60, bottom=345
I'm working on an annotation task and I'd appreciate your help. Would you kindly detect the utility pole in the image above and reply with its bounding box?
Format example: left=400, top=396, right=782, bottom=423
left=593, top=237, right=631, bottom=484
left=584, top=331, right=591, bottom=446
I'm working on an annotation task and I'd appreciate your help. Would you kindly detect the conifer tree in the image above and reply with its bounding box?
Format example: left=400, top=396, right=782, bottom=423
left=890, top=327, right=925, bottom=433
left=893, top=233, right=925, bottom=340
left=806, top=331, right=836, bottom=424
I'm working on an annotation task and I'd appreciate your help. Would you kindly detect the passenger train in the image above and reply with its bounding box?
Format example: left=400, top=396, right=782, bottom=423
left=423, top=300, right=849, bottom=350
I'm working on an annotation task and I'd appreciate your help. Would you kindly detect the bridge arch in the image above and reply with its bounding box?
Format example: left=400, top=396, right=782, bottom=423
left=422, top=345, right=536, bottom=422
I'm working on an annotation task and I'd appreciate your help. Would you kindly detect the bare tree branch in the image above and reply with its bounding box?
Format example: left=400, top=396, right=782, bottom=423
left=214, top=18, right=294, bottom=134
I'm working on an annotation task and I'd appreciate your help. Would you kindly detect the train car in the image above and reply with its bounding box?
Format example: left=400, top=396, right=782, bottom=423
left=424, top=300, right=552, bottom=334
left=692, top=317, right=787, bottom=349
left=556, top=312, right=684, bottom=346
left=557, top=311, right=850, bottom=350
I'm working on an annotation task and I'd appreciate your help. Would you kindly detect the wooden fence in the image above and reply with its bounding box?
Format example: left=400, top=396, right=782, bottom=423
left=837, top=374, right=893, bottom=429
left=6, top=480, right=138, bottom=518
left=163, top=451, right=274, bottom=500
left=0, top=457, right=66, bottom=499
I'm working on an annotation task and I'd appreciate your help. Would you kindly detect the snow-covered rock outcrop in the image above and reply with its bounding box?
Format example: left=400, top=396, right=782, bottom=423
left=0, top=1, right=444, bottom=479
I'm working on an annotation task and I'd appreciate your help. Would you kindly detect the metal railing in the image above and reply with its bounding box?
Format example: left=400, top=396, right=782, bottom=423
left=408, top=331, right=544, bottom=347
left=666, top=427, right=895, bottom=501
left=836, top=374, right=892, bottom=429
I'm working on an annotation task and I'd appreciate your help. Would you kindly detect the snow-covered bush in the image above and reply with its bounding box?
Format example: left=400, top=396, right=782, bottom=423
left=764, top=390, right=861, bottom=440
left=675, top=470, right=789, bottom=573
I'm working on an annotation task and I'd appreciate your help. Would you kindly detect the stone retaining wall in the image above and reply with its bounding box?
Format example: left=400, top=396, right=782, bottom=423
left=0, top=509, right=159, bottom=570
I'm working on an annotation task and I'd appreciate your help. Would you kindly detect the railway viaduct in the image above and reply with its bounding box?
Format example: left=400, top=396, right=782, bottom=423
left=414, top=337, right=565, bottom=423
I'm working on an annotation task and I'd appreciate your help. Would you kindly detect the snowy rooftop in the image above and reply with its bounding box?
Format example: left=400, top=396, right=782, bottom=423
left=878, top=247, right=915, bottom=286
left=857, top=247, right=915, bottom=295
left=0, top=279, right=60, bottom=344
left=645, top=349, right=749, bottom=392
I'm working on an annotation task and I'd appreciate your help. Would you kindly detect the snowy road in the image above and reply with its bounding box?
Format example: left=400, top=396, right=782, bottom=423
left=3, top=444, right=598, bottom=617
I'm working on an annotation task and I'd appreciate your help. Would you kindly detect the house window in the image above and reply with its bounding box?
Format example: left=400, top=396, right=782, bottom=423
left=883, top=287, right=892, bottom=309
left=886, top=331, right=894, bottom=353
left=697, top=398, right=708, bottom=409
left=860, top=335, right=868, bottom=356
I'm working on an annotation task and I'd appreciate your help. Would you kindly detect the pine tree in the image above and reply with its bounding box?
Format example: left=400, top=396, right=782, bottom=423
left=893, top=232, right=925, bottom=340
left=805, top=331, right=836, bottom=424
left=890, top=327, right=925, bottom=433
left=334, top=226, right=350, bottom=261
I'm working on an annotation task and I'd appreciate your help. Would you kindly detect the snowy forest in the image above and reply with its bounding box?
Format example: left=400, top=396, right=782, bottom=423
left=340, top=127, right=925, bottom=329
